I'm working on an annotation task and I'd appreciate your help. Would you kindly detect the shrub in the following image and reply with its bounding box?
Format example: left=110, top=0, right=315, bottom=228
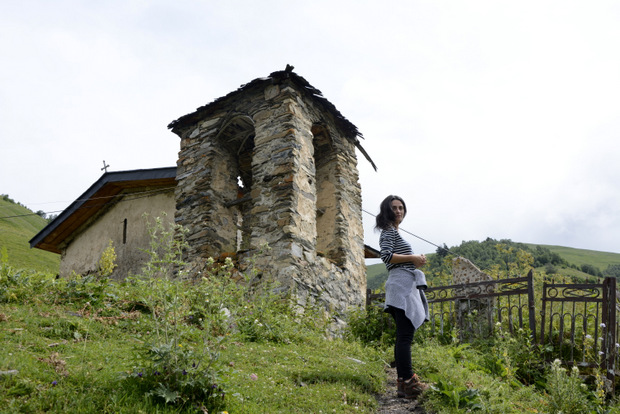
left=345, top=302, right=395, bottom=347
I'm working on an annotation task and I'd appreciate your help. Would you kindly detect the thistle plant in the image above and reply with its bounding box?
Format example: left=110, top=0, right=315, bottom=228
left=546, top=359, right=592, bottom=414
left=125, top=213, right=225, bottom=412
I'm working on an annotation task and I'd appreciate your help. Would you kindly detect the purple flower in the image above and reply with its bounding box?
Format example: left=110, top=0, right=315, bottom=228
left=51, top=380, right=57, bottom=386
left=183, top=369, right=187, bottom=375
left=138, top=372, right=143, bottom=378
left=154, top=371, right=160, bottom=376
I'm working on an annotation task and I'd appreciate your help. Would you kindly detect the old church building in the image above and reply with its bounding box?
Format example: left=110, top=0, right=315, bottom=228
left=31, top=67, right=376, bottom=313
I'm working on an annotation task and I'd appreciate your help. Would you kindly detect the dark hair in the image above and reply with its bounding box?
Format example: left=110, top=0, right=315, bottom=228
left=375, top=195, right=407, bottom=231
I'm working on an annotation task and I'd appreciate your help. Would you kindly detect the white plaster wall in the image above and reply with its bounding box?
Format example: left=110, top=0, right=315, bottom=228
left=59, top=191, right=176, bottom=278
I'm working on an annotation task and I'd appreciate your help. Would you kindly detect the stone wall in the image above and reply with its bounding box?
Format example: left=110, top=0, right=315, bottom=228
left=170, top=70, right=367, bottom=316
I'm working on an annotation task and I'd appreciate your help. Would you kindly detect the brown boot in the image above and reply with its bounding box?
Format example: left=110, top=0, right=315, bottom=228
left=396, top=377, right=405, bottom=398
left=401, top=374, right=429, bottom=399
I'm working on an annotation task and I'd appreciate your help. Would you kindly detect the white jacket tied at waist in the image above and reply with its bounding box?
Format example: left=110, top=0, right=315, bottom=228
left=384, top=268, right=430, bottom=330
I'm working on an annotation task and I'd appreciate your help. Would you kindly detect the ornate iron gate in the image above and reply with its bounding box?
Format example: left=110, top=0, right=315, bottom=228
left=423, top=270, right=535, bottom=342
left=540, top=277, right=617, bottom=385
left=366, top=273, right=620, bottom=387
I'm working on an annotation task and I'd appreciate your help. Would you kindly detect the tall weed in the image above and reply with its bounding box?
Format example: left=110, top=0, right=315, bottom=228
left=546, top=359, right=593, bottom=414
left=123, top=214, right=226, bottom=412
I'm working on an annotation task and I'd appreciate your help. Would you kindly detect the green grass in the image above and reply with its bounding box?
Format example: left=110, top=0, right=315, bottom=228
left=5, top=262, right=620, bottom=413
left=526, top=243, right=620, bottom=270
left=0, top=268, right=387, bottom=413
left=0, top=197, right=59, bottom=273
left=221, top=340, right=384, bottom=413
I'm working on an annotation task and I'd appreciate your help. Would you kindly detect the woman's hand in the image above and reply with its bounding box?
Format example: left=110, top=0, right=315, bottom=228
left=412, top=254, right=427, bottom=268
left=389, top=253, right=428, bottom=267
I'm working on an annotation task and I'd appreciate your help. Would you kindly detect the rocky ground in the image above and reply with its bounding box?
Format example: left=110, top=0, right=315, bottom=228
left=375, top=367, right=432, bottom=414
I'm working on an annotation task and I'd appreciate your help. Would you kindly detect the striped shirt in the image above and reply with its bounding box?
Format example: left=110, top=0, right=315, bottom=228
left=379, top=226, right=417, bottom=272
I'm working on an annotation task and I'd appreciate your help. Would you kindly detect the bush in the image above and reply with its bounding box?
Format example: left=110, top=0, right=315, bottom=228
left=345, top=302, right=395, bottom=347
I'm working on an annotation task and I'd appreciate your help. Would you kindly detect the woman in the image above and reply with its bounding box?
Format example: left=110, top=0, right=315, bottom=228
left=376, top=195, right=429, bottom=399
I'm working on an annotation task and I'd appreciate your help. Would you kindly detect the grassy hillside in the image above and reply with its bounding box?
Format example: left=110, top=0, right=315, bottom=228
left=525, top=243, right=620, bottom=270
left=0, top=196, right=60, bottom=273
left=366, top=260, right=388, bottom=290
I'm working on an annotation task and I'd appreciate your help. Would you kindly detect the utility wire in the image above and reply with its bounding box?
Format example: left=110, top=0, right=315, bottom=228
left=4, top=192, right=457, bottom=257
left=0, top=187, right=176, bottom=220
left=362, top=208, right=457, bottom=256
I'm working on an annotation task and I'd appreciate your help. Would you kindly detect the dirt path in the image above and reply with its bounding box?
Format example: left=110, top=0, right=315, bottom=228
left=374, top=367, right=431, bottom=414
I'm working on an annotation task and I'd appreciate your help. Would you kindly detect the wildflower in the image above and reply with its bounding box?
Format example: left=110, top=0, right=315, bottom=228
left=51, top=380, right=57, bottom=386
left=250, top=373, right=258, bottom=381
left=586, top=334, right=592, bottom=340
left=138, top=372, right=143, bottom=378
left=183, top=370, right=187, bottom=375
left=599, top=351, right=605, bottom=356
left=601, top=323, right=606, bottom=328
left=616, top=343, right=619, bottom=348
left=154, top=371, right=160, bottom=376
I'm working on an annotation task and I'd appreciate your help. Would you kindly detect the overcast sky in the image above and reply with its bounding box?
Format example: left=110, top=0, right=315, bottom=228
left=2, top=1, right=620, bottom=255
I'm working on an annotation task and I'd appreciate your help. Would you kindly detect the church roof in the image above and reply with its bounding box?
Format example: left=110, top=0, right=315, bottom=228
left=30, top=167, right=176, bottom=254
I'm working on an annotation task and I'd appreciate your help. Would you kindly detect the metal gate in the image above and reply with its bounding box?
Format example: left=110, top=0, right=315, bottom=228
left=366, top=273, right=620, bottom=387
left=540, top=277, right=617, bottom=385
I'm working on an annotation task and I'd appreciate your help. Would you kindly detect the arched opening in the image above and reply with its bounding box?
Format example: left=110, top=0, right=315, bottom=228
left=215, top=115, right=255, bottom=253
left=311, top=124, right=340, bottom=264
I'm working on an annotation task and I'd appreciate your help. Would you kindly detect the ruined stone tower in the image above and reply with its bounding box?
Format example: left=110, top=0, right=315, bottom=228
left=168, top=67, right=375, bottom=314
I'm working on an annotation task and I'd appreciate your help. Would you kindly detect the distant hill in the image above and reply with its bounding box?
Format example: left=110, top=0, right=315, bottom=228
left=0, top=195, right=60, bottom=273
left=367, top=240, right=620, bottom=290
left=524, top=243, right=620, bottom=271
left=366, top=260, right=388, bottom=290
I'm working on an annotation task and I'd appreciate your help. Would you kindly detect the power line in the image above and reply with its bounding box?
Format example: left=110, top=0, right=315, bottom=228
left=361, top=208, right=456, bottom=256
left=0, top=187, right=176, bottom=221
left=3, top=192, right=456, bottom=256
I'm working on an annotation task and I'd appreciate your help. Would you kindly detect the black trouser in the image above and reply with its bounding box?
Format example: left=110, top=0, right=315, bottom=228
left=389, top=306, right=415, bottom=380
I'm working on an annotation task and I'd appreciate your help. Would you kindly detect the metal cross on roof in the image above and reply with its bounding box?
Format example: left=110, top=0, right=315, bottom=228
left=101, top=160, right=110, bottom=173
